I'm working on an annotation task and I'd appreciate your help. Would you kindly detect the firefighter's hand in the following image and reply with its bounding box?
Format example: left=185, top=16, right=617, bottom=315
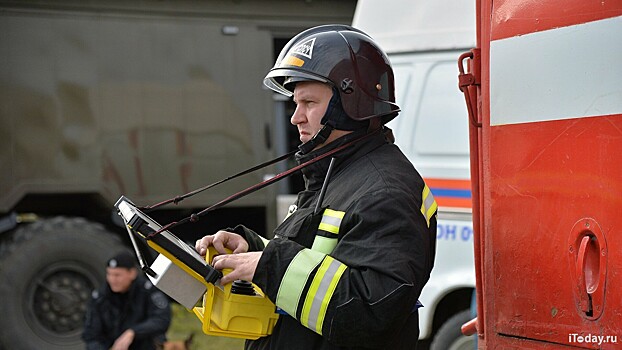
left=211, top=251, right=261, bottom=285
left=111, top=329, right=134, bottom=350
left=195, top=230, right=249, bottom=256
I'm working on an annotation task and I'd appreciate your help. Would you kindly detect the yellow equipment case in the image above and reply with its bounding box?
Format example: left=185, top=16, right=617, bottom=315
left=115, top=196, right=279, bottom=339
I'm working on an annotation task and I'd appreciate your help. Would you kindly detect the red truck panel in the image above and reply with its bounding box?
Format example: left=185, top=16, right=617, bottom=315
left=473, top=0, right=622, bottom=348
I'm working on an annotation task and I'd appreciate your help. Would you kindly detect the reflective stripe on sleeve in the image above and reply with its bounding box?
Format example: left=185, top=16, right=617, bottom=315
left=300, top=255, right=347, bottom=335
left=276, top=249, right=325, bottom=317
left=421, top=184, right=438, bottom=228
left=317, top=209, right=345, bottom=234
left=311, top=209, right=345, bottom=254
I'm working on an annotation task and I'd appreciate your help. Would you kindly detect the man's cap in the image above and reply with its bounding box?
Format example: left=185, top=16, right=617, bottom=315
left=106, top=251, right=137, bottom=269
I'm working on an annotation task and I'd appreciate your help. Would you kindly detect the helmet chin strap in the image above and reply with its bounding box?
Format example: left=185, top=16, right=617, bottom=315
left=298, top=86, right=363, bottom=154
left=298, top=124, right=334, bottom=154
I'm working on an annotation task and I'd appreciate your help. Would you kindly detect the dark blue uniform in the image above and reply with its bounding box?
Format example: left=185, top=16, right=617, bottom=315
left=82, top=275, right=171, bottom=350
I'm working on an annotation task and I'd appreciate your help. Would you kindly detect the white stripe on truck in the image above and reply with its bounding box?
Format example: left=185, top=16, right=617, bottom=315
left=490, top=15, right=622, bottom=126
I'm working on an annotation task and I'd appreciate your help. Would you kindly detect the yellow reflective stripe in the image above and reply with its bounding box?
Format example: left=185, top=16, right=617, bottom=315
left=317, top=209, right=345, bottom=234
left=276, top=249, right=324, bottom=316
left=283, top=55, right=304, bottom=67
left=311, top=235, right=337, bottom=254
left=300, top=256, right=347, bottom=335
left=420, top=184, right=438, bottom=228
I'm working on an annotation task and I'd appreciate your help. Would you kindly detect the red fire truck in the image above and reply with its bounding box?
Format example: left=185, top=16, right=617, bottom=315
left=460, top=0, right=622, bottom=348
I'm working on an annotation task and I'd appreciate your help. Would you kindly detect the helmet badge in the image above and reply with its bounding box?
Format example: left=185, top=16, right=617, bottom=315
left=290, top=37, right=316, bottom=59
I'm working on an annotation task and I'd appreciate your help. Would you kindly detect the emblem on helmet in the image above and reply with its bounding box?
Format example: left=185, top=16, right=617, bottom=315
left=290, top=38, right=316, bottom=59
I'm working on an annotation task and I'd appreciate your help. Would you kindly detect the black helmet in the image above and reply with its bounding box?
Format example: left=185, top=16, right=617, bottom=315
left=264, top=25, right=400, bottom=124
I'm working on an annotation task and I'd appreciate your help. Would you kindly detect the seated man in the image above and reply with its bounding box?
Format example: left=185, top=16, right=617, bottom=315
left=82, top=250, right=171, bottom=350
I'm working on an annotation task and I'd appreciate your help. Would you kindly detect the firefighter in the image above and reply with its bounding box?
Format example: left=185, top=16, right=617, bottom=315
left=195, top=25, right=437, bottom=349
left=82, top=251, right=171, bottom=350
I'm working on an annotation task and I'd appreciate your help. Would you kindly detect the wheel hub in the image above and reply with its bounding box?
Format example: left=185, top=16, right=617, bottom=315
left=31, top=267, right=95, bottom=334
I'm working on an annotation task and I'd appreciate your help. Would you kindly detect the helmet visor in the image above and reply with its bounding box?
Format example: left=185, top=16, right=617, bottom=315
left=263, top=69, right=329, bottom=97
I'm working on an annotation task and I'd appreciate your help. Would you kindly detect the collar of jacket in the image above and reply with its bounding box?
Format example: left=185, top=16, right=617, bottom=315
left=295, top=128, right=391, bottom=191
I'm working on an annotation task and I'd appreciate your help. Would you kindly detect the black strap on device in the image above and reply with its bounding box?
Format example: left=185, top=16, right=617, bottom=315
left=143, top=128, right=383, bottom=239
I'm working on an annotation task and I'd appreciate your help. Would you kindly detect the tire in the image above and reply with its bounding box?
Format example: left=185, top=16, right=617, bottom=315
left=0, top=217, right=126, bottom=350
left=430, top=309, right=476, bottom=350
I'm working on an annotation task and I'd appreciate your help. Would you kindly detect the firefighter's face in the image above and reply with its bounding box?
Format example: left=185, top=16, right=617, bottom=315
left=291, top=81, right=332, bottom=144
left=106, top=267, right=137, bottom=293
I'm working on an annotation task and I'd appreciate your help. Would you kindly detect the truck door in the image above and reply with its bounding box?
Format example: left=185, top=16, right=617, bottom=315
left=472, top=0, right=622, bottom=348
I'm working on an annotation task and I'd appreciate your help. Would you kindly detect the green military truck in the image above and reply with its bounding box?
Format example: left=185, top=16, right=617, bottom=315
left=0, top=1, right=356, bottom=349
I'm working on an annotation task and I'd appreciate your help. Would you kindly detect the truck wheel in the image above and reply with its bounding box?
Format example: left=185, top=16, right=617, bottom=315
left=430, top=309, right=476, bottom=350
left=0, top=217, right=125, bottom=350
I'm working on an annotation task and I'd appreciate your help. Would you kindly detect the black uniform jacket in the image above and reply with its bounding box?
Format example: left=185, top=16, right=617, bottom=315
left=238, top=128, right=437, bottom=350
left=82, top=274, right=171, bottom=350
